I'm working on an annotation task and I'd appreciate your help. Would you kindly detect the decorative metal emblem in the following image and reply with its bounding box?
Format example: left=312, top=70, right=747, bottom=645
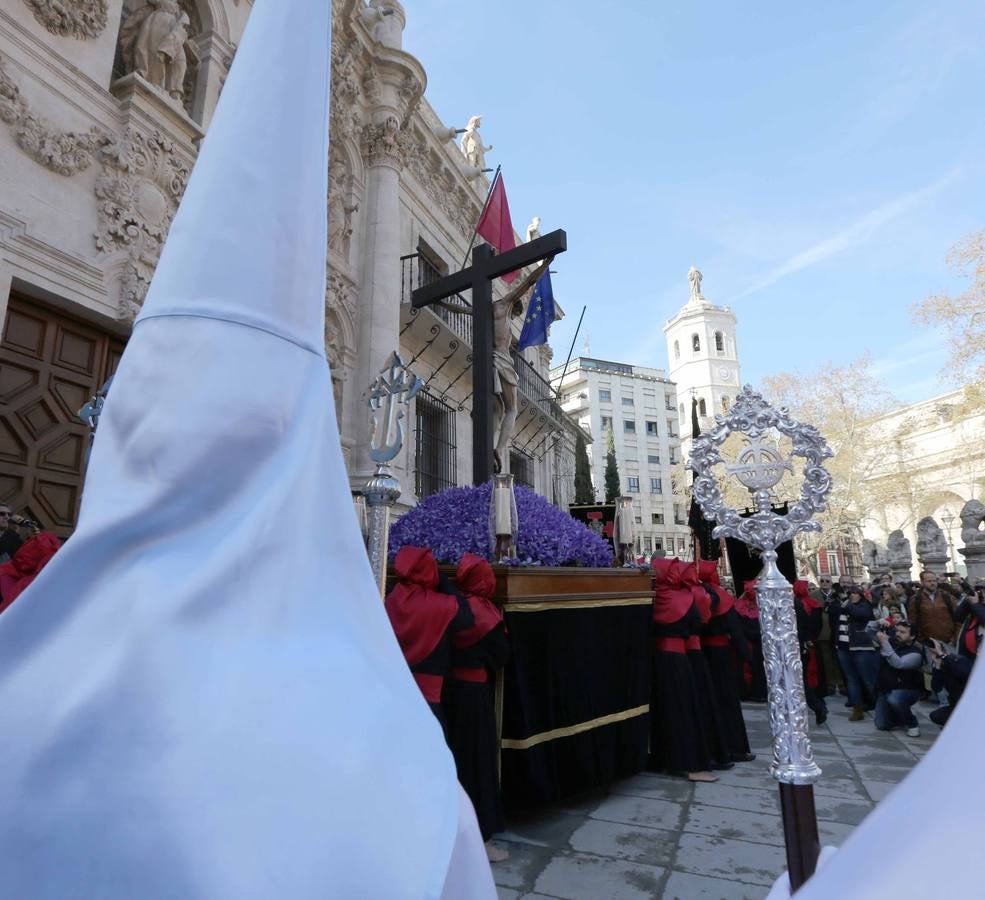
left=368, top=351, right=424, bottom=465
left=78, top=375, right=114, bottom=468
left=688, top=385, right=833, bottom=786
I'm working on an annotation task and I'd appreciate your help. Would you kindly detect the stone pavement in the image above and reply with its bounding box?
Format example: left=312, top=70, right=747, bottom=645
left=491, top=698, right=939, bottom=899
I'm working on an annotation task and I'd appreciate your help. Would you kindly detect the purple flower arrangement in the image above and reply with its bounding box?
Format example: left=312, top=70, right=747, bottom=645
left=389, top=482, right=614, bottom=568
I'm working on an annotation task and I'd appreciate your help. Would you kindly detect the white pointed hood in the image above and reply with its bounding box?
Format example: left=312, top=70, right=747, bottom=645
left=0, top=1, right=492, bottom=897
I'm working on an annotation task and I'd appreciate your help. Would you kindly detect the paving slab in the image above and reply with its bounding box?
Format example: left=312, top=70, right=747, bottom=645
left=491, top=842, right=555, bottom=892
left=607, top=772, right=694, bottom=803
left=672, top=832, right=787, bottom=886
left=587, top=794, right=686, bottom=831
left=862, top=780, right=898, bottom=802
left=662, top=870, right=768, bottom=899
left=567, top=818, right=677, bottom=868
left=533, top=853, right=666, bottom=900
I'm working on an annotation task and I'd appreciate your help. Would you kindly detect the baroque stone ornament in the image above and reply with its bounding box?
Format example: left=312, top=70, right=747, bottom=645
left=361, top=115, right=408, bottom=169
left=0, top=55, right=106, bottom=175
left=94, top=128, right=193, bottom=319
left=689, top=384, right=833, bottom=787
left=22, top=0, right=108, bottom=39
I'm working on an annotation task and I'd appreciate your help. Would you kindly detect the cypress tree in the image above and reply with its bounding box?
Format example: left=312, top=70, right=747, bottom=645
left=603, top=424, right=621, bottom=503
left=574, top=431, right=595, bottom=505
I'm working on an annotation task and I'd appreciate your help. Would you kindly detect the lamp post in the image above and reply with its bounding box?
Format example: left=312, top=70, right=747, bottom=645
left=688, top=385, right=834, bottom=892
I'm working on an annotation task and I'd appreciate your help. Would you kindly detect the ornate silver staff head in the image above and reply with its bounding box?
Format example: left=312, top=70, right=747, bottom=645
left=688, top=385, right=833, bottom=551
left=688, top=385, right=834, bottom=786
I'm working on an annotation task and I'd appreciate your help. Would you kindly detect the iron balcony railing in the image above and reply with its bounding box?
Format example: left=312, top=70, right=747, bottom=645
left=400, top=252, right=473, bottom=345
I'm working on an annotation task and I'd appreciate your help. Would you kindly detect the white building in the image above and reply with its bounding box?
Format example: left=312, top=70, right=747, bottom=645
left=662, top=268, right=741, bottom=459
left=552, top=357, right=692, bottom=558
left=0, top=0, right=579, bottom=535
left=860, top=386, right=985, bottom=577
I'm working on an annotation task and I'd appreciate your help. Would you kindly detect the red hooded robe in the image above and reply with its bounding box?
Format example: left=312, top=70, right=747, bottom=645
left=0, top=532, right=60, bottom=614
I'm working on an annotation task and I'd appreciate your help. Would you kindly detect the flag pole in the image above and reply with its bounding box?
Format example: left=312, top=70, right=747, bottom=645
left=460, top=164, right=501, bottom=270
left=552, top=305, right=586, bottom=403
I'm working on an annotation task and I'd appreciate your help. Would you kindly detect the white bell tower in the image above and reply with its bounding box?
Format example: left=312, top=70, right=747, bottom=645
left=663, top=268, right=741, bottom=459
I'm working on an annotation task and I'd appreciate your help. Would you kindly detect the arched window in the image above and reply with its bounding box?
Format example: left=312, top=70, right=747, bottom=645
left=698, top=398, right=707, bottom=417
left=673, top=340, right=680, bottom=360
left=692, top=333, right=700, bottom=353
left=715, top=331, right=725, bottom=353
left=722, top=396, right=730, bottom=412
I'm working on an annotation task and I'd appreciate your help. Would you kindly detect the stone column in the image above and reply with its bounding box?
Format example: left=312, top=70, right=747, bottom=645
left=190, top=32, right=236, bottom=129
left=959, top=547, right=985, bottom=582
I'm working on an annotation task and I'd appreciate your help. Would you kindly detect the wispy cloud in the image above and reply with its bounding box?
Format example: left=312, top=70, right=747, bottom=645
left=727, top=170, right=960, bottom=303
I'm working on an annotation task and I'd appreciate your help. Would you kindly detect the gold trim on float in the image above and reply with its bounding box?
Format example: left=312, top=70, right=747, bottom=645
left=500, top=704, right=650, bottom=750
left=503, top=597, right=653, bottom=613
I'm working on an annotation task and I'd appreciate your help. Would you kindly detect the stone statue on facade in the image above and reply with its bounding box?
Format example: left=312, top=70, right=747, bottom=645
left=459, top=115, right=492, bottom=169
left=525, top=216, right=541, bottom=243
left=915, top=516, right=949, bottom=575
left=862, top=539, right=891, bottom=578
left=119, top=0, right=192, bottom=102
left=886, top=529, right=913, bottom=579
left=688, top=265, right=703, bottom=303
left=328, top=157, right=358, bottom=261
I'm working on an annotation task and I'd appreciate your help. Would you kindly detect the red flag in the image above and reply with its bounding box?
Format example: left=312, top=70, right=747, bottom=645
left=475, top=173, right=518, bottom=283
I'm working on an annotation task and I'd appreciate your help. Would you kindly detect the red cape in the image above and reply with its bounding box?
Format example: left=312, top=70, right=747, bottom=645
left=735, top=579, right=759, bottom=619
left=681, top=561, right=712, bottom=624
left=453, top=552, right=503, bottom=649
left=652, top=557, right=695, bottom=624
left=0, top=532, right=60, bottom=614
left=698, top=559, right=736, bottom=616
left=384, top=547, right=457, bottom=666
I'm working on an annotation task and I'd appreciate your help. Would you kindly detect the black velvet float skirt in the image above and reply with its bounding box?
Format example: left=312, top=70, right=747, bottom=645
left=687, top=649, right=733, bottom=767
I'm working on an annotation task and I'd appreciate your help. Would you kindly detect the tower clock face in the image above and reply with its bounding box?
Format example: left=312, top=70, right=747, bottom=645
left=718, top=367, right=732, bottom=382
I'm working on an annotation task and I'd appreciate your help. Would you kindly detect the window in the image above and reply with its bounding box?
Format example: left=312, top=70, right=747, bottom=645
left=667, top=420, right=678, bottom=438
left=645, top=420, right=658, bottom=436
left=674, top=504, right=686, bottom=524
left=653, top=538, right=664, bottom=551
left=623, top=420, right=636, bottom=433
left=669, top=448, right=678, bottom=464
left=643, top=537, right=652, bottom=553
left=651, top=512, right=664, bottom=524
left=622, top=396, right=634, bottom=407
left=665, top=396, right=675, bottom=411
left=715, top=331, right=725, bottom=354
left=826, top=551, right=841, bottom=576
left=677, top=537, right=686, bottom=553
left=673, top=340, right=680, bottom=360
left=722, top=396, right=730, bottom=412
left=599, top=388, right=611, bottom=402
left=692, top=333, right=701, bottom=353
left=650, top=478, right=662, bottom=494
left=601, top=415, right=612, bottom=430
left=647, top=454, right=660, bottom=465
left=634, top=516, right=642, bottom=525
left=415, top=391, right=458, bottom=499
left=698, top=398, right=707, bottom=417
left=627, top=476, right=640, bottom=493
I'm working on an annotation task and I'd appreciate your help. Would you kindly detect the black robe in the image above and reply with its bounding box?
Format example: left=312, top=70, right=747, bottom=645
left=702, top=604, right=753, bottom=760
left=443, top=622, right=510, bottom=841
left=648, top=603, right=713, bottom=775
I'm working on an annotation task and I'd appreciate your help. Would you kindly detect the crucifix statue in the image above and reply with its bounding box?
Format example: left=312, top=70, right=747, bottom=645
left=411, top=229, right=567, bottom=484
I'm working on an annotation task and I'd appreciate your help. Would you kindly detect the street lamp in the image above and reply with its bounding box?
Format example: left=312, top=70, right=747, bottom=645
left=941, top=508, right=956, bottom=571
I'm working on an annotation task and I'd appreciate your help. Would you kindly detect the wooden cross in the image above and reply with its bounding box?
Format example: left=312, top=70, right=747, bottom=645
left=411, top=229, right=567, bottom=485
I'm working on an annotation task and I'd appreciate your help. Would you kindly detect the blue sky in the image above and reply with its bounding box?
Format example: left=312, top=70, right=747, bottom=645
left=402, top=1, right=985, bottom=404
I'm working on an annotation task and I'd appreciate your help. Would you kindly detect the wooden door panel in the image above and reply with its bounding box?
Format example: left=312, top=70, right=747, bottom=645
left=0, top=295, right=127, bottom=537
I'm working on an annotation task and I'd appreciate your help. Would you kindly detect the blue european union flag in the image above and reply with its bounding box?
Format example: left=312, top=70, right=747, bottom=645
left=516, top=271, right=556, bottom=351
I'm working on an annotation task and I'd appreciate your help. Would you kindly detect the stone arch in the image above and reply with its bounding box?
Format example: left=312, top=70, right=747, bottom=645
left=691, top=333, right=700, bottom=353
left=714, top=330, right=725, bottom=353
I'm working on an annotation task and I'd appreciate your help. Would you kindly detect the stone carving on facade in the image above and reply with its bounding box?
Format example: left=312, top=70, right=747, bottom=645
left=328, top=151, right=358, bottom=263
left=22, top=0, right=108, bottom=39
left=117, top=0, right=199, bottom=110
left=94, top=128, right=192, bottom=319
left=526, top=216, right=541, bottom=243
left=0, top=55, right=106, bottom=176
left=960, top=499, right=985, bottom=547
left=459, top=115, right=491, bottom=169
left=361, top=115, right=410, bottom=169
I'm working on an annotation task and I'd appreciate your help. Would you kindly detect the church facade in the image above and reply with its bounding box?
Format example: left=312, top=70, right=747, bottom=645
left=0, top=0, right=580, bottom=534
